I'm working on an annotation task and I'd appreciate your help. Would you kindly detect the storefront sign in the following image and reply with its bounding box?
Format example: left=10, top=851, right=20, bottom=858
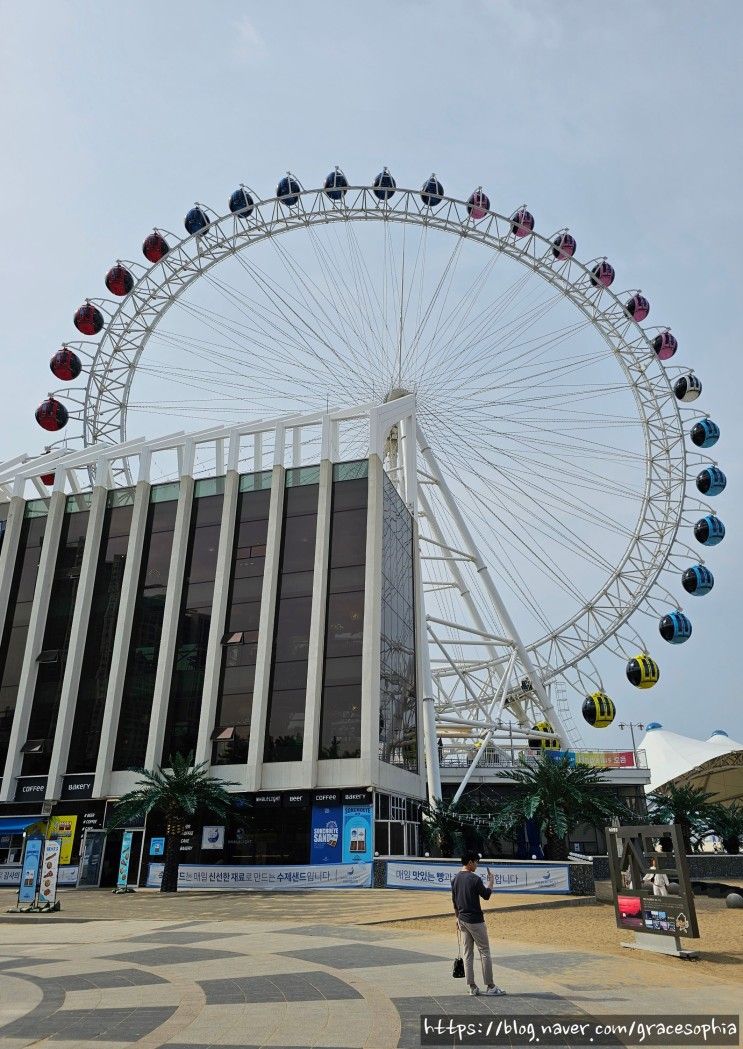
left=117, top=831, right=133, bottom=889
left=285, top=791, right=309, bottom=808
left=310, top=804, right=343, bottom=864
left=342, top=804, right=373, bottom=863
left=38, top=839, right=61, bottom=906
left=60, top=775, right=94, bottom=800
left=342, top=788, right=371, bottom=804
left=18, top=836, right=43, bottom=904
left=254, top=793, right=282, bottom=808
left=201, top=826, right=225, bottom=850
left=149, top=837, right=165, bottom=856
left=48, top=815, right=77, bottom=865
left=313, top=789, right=340, bottom=805
left=14, top=778, right=47, bottom=802
left=385, top=860, right=571, bottom=893
left=0, top=865, right=21, bottom=885
left=146, top=861, right=372, bottom=890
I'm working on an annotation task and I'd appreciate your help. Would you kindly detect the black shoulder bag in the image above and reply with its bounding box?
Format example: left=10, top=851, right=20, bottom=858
left=452, top=923, right=465, bottom=978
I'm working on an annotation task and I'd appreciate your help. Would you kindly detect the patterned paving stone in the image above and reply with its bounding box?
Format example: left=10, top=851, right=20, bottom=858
left=278, top=923, right=394, bottom=942
left=0, top=955, right=59, bottom=970
left=489, top=952, right=599, bottom=976
left=199, top=969, right=362, bottom=1004
left=103, top=945, right=241, bottom=966
left=126, top=930, right=240, bottom=945
left=1, top=1005, right=176, bottom=1041
left=277, top=943, right=445, bottom=969
left=53, top=968, right=169, bottom=990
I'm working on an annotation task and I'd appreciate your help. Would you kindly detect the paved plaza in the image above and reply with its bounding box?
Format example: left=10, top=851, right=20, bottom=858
left=0, top=890, right=739, bottom=1048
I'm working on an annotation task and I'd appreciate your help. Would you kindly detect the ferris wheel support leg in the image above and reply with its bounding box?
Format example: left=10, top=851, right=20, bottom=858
left=452, top=651, right=516, bottom=807
left=416, top=425, right=566, bottom=741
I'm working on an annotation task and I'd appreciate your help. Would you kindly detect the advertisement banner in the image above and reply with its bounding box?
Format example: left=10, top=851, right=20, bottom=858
left=149, top=837, right=165, bottom=856
left=310, top=804, right=343, bottom=864
left=385, top=860, right=571, bottom=893
left=38, top=839, right=61, bottom=906
left=201, top=826, right=225, bottom=851
left=146, top=861, right=373, bottom=890
left=342, top=804, right=373, bottom=863
left=18, top=836, right=43, bottom=904
left=48, top=815, right=77, bottom=864
left=0, top=864, right=78, bottom=887
left=117, top=830, right=133, bottom=889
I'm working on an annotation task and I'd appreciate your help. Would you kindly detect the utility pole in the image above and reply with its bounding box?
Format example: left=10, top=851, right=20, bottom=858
left=618, top=721, right=645, bottom=766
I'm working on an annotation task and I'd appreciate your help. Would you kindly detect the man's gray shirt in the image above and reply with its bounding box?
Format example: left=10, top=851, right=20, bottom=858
left=451, top=870, right=492, bottom=923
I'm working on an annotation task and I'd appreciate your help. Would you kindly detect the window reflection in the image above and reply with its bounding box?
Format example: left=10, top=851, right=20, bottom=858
left=212, top=485, right=271, bottom=765
left=379, top=474, right=418, bottom=771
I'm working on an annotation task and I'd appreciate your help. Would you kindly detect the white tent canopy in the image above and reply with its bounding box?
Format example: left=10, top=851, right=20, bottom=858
left=640, top=724, right=743, bottom=792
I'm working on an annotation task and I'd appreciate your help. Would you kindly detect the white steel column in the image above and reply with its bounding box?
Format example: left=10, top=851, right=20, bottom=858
left=0, top=489, right=67, bottom=801
left=145, top=473, right=195, bottom=770
left=301, top=457, right=332, bottom=783
left=244, top=463, right=285, bottom=791
left=417, top=425, right=565, bottom=738
left=194, top=468, right=240, bottom=767
left=0, top=496, right=26, bottom=648
left=414, top=510, right=442, bottom=806
left=94, top=480, right=151, bottom=796
left=46, top=484, right=108, bottom=798
left=360, top=454, right=383, bottom=789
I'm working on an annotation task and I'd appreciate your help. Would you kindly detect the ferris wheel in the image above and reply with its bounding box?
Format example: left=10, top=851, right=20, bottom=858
left=32, top=166, right=728, bottom=768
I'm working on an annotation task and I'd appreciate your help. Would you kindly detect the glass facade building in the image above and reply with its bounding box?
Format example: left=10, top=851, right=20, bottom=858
left=0, top=455, right=428, bottom=877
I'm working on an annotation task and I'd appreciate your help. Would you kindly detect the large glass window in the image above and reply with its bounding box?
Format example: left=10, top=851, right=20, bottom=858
left=161, top=481, right=223, bottom=763
left=318, top=463, right=368, bottom=759
left=264, top=467, right=319, bottom=762
left=0, top=501, right=48, bottom=772
left=67, top=491, right=134, bottom=773
left=379, top=474, right=418, bottom=771
left=22, top=496, right=91, bottom=776
left=113, top=485, right=179, bottom=770
left=212, top=472, right=271, bottom=766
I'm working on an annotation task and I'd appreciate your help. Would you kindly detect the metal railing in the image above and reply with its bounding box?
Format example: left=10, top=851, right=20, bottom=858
left=438, top=746, right=648, bottom=770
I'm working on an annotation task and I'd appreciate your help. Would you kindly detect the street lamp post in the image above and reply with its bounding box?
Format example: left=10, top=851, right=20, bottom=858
left=618, top=721, right=645, bottom=766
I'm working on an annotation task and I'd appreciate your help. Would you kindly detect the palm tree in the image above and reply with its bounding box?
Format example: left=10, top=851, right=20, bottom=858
left=701, top=801, right=743, bottom=854
left=108, top=753, right=238, bottom=893
left=646, top=783, right=717, bottom=854
left=493, top=755, right=630, bottom=860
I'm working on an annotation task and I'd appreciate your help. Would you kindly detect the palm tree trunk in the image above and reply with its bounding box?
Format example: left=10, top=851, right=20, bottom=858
left=544, top=831, right=568, bottom=861
left=161, top=830, right=181, bottom=893
left=722, top=835, right=740, bottom=854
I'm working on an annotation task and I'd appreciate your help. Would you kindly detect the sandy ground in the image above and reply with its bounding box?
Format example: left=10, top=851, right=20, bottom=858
left=378, top=896, right=743, bottom=984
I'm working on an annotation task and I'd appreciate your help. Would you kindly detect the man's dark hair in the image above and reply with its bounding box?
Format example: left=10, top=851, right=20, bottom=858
left=461, top=851, right=479, bottom=866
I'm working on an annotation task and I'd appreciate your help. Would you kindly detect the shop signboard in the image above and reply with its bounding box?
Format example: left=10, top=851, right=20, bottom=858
left=310, top=804, right=343, bottom=864
left=385, top=859, right=571, bottom=893
left=201, top=826, right=225, bottom=850
left=606, top=824, right=699, bottom=949
left=342, top=804, right=373, bottom=863
left=18, top=835, right=43, bottom=904
left=149, top=837, right=165, bottom=856
left=48, top=815, right=77, bottom=865
left=60, top=775, right=94, bottom=800
left=38, top=839, right=61, bottom=906
left=117, top=830, right=134, bottom=889
left=78, top=830, right=105, bottom=887
left=146, top=861, right=372, bottom=890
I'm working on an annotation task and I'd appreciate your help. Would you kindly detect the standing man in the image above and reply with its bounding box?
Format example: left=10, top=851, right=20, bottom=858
left=451, top=851, right=506, bottom=996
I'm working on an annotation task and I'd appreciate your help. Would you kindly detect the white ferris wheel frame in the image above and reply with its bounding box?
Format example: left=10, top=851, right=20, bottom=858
left=37, top=182, right=722, bottom=789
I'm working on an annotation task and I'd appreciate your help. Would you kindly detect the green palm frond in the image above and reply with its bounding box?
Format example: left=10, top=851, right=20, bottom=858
left=108, top=752, right=239, bottom=831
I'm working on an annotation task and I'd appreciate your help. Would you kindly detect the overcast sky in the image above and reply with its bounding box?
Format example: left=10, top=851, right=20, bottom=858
left=1, top=2, right=740, bottom=749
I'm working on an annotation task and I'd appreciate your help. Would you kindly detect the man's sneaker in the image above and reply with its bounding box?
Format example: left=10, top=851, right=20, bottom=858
left=484, top=986, right=506, bottom=996
left=468, top=986, right=480, bottom=996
